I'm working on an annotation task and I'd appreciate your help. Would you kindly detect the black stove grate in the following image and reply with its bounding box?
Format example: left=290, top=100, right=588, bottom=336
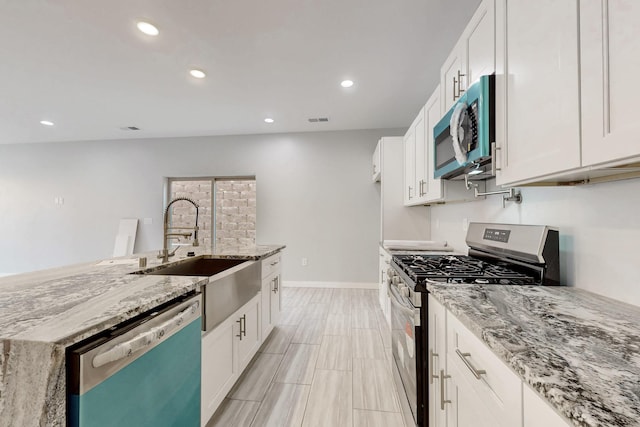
left=393, top=254, right=537, bottom=285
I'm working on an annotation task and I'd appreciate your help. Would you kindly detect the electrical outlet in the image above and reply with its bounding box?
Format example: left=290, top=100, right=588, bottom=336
left=462, top=218, right=469, bottom=231
left=302, top=257, right=308, bottom=266
left=435, top=219, right=440, bottom=229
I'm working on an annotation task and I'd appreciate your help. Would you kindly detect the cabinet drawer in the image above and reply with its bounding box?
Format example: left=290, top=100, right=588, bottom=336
left=446, top=312, right=522, bottom=427
left=261, top=253, right=281, bottom=279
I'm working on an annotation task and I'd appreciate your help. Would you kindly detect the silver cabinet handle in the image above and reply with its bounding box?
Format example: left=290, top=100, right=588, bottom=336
left=456, top=349, right=486, bottom=379
left=408, top=186, right=413, bottom=200
left=236, top=314, right=246, bottom=340
left=440, top=369, right=451, bottom=410
left=457, top=70, right=466, bottom=96
left=491, top=142, right=501, bottom=176
left=270, top=261, right=279, bottom=266
left=429, top=349, right=438, bottom=384
left=452, top=76, right=458, bottom=101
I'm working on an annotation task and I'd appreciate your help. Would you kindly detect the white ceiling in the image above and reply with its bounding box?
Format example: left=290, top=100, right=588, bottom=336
left=0, top=0, right=479, bottom=144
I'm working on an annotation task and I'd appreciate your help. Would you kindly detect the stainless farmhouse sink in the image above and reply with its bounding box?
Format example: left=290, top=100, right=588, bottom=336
left=135, top=256, right=261, bottom=332
left=146, top=258, right=246, bottom=276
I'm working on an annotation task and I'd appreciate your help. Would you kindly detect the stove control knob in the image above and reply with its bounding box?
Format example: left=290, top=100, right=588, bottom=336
left=400, top=286, right=410, bottom=298
left=392, top=276, right=401, bottom=285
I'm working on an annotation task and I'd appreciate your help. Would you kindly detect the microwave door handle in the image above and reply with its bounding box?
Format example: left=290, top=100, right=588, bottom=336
left=450, top=102, right=468, bottom=165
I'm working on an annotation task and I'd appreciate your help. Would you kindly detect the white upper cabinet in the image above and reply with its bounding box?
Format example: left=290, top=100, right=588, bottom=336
left=403, top=112, right=418, bottom=205
left=372, top=140, right=381, bottom=182
left=442, top=0, right=496, bottom=112
left=494, top=0, right=581, bottom=186
left=442, top=42, right=465, bottom=113
left=414, top=107, right=427, bottom=200
left=423, top=87, right=444, bottom=202
left=580, top=0, right=640, bottom=167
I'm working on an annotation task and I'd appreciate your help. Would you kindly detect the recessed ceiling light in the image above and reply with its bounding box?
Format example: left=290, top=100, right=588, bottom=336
left=137, top=21, right=159, bottom=36
left=189, top=69, right=206, bottom=79
left=40, top=120, right=54, bottom=126
left=341, top=80, right=354, bottom=88
left=264, top=118, right=274, bottom=124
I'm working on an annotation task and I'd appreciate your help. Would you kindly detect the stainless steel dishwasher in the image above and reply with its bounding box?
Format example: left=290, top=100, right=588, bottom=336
left=67, top=293, right=202, bottom=427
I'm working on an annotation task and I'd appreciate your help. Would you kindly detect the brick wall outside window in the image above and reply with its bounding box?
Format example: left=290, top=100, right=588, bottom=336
left=215, top=180, right=256, bottom=250
left=170, top=180, right=213, bottom=249
left=168, top=178, right=256, bottom=252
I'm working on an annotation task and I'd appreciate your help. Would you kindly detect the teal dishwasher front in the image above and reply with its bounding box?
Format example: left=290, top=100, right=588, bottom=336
left=68, top=293, right=201, bottom=427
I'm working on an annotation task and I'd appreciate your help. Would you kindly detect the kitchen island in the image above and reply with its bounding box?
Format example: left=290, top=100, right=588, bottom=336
left=0, top=244, right=284, bottom=427
left=427, top=283, right=640, bottom=427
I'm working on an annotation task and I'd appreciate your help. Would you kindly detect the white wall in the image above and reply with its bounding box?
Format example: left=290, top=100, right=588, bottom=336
left=430, top=178, right=640, bottom=305
left=0, top=129, right=402, bottom=283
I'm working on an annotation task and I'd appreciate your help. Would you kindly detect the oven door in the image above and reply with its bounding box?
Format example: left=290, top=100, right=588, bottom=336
left=390, top=282, right=419, bottom=426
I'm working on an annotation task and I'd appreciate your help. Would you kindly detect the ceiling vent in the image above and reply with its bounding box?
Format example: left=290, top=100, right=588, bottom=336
left=120, top=126, right=140, bottom=131
left=308, top=117, right=329, bottom=123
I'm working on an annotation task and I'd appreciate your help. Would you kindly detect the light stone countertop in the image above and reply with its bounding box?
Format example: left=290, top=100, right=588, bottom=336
left=0, top=243, right=285, bottom=427
left=427, top=284, right=640, bottom=427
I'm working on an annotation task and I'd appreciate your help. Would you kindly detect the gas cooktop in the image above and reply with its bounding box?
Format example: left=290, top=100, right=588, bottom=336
left=393, top=254, right=536, bottom=285
left=390, top=222, right=560, bottom=289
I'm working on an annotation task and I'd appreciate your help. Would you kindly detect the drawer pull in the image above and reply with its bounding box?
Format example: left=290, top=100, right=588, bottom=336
left=456, top=349, right=486, bottom=379
left=440, top=369, right=451, bottom=410
left=429, top=349, right=438, bottom=384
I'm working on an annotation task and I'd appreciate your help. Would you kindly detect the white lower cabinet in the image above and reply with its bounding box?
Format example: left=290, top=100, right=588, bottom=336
left=201, top=313, right=237, bottom=426
left=446, top=311, right=522, bottom=427
left=378, top=247, right=391, bottom=325
left=236, top=295, right=262, bottom=372
left=201, top=293, right=262, bottom=426
left=261, top=253, right=282, bottom=339
left=523, top=384, right=571, bottom=427
left=430, top=295, right=568, bottom=427
left=428, top=296, right=446, bottom=427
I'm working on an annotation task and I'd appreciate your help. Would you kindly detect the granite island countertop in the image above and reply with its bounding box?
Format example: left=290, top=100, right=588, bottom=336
left=427, top=284, right=640, bottom=427
left=0, top=244, right=285, bottom=427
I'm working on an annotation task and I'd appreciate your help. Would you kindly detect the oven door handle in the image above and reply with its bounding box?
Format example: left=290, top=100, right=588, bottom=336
left=389, top=283, right=415, bottom=312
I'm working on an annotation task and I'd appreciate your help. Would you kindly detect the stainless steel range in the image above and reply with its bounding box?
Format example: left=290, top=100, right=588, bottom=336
left=388, top=222, right=560, bottom=427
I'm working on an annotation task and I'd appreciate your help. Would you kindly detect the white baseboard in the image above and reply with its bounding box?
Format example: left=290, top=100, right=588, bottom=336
left=282, top=281, right=378, bottom=290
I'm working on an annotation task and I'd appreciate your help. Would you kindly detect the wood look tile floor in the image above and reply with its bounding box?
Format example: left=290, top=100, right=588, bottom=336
left=206, top=287, right=406, bottom=427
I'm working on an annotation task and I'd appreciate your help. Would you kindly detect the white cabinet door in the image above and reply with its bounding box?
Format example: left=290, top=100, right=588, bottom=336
left=403, top=125, right=416, bottom=205
left=428, top=296, right=447, bottom=427
left=201, top=318, right=237, bottom=426
left=581, top=0, right=640, bottom=167
left=447, top=361, right=506, bottom=427
left=523, top=384, right=571, bottom=427
left=269, top=274, right=281, bottom=327
left=465, top=0, right=495, bottom=87
left=441, top=0, right=495, bottom=113
left=424, top=86, right=445, bottom=203
left=372, top=140, right=382, bottom=182
left=236, top=296, right=261, bottom=372
left=441, top=41, right=465, bottom=112
left=446, top=311, right=523, bottom=427
left=414, top=108, right=428, bottom=202
left=495, top=0, right=581, bottom=186
left=261, top=253, right=281, bottom=339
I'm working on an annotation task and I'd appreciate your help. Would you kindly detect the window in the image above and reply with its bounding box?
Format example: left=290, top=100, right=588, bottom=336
left=167, top=177, right=256, bottom=251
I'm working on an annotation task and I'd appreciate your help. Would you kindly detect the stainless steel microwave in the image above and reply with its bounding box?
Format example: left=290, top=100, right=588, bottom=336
left=433, top=74, right=495, bottom=180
